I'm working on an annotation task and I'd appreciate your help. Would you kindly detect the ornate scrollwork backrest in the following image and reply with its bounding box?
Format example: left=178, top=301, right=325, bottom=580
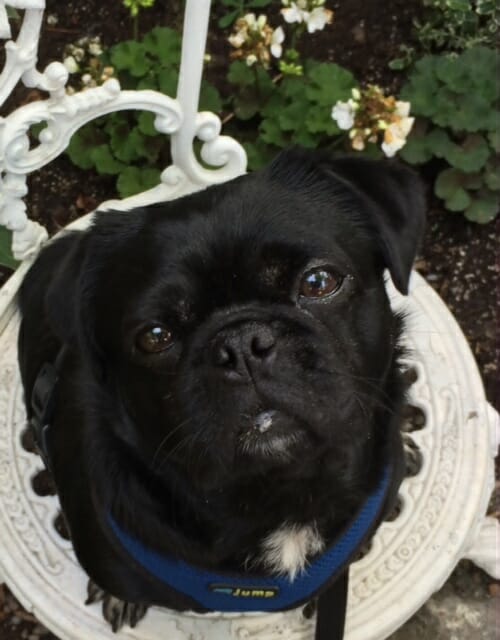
left=0, top=0, right=247, bottom=261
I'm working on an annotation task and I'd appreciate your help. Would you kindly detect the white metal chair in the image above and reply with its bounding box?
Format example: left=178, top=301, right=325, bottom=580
left=0, top=2, right=498, bottom=639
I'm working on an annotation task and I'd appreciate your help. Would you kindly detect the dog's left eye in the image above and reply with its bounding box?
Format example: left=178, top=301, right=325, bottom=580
left=136, top=325, right=173, bottom=353
left=299, top=268, right=342, bottom=299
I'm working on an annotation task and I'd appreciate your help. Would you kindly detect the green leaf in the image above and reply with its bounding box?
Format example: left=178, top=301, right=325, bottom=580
left=435, top=167, right=464, bottom=198
left=279, top=100, right=309, bottom=132
left=450, top=95, right=499, bottom=133
left=425, top=128, right=455, bottom=158
left=291, top=128, right=318, bottom=148
left=445, top=188, right=472, bottom=211
left=399, top=133, right=433, bottom=164
left=476, top=0, right=497, bottom=14
left=0, top=227, right=18, bottom=270
left=110, top=124, right=159, bottom=164
left=444, top=134, right=491, bottom=172
left=116, top=167, right=162, bottom=198
left=111, top=41, right=151, bottom=77
left=67, top=124, right=105, bottom=170
left=305, top=62, right=355, bottom=107
left=435, top=56, right=470, bottom=93
left=199, top=82, right=222, bottom=113
left=260, top=118, right=288, bottom=147
left=137, top=111, right=158, bottom=136
left=401, top=56, right=441, bottom=117
left=446, top=0, right=470, bottom=10
left=234, top=93, right=261, bottom=120
left=248, top=0, right=272, bottom=7
left=142, top=27, right=182, bottom=66
left=464, top=191, right=499, bottom=223
left=388, top=57, right=408, bottom=70
left=157, top=67, right=179, bottom=95
left=278, top=77, right=306, bottom=101
left=228, top=61, right=255, bottom=88
left=305, top=104, right=341, bottom=135
left=137, top=73, right=159, bottom=90
left=484, top=159, right=500, bottom=190
left=218, top=9, right=240, bottom=28
left=487, top=130, right=500, bottom=152
left=90, top=145, right=126, bottom=175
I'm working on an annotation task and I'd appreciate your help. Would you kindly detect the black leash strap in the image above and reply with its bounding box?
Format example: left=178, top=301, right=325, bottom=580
left=315, top=570, right=349, bottom=640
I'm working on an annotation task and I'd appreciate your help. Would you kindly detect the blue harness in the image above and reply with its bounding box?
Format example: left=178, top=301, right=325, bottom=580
left=108, top=465, right=391, bottom=613
left=29, top=345, right=395, bottom=640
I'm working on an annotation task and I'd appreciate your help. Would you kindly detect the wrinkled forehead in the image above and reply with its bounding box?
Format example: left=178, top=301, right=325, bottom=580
left=91, top=175, right=377, bottom=320
left=144, top=178, right=372, bottom=278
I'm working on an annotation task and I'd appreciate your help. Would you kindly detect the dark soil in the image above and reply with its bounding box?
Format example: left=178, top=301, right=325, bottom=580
left=0, top=1, right=497, bottom=638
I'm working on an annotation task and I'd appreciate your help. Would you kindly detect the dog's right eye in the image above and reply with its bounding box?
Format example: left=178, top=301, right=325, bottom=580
left=136, top=325, right=173, bottom=354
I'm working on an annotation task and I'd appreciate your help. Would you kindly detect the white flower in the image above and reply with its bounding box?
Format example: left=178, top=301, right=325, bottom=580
left=256, top=14, right=268, bottom=30
left=47, top=14, right=58, bottom=26
left=73, top=47, right=85, bottom=62
left=351, top=135, right=365, bottom=151
left=381, top=117, right=415, bottom=157
left=88, top=42, right=103, bottom=56
left=63, top=56, right=78, bottom=74
left=243, top=13, right=257, bottom=28
left=331, top=99, right=358, bottom=130
left=306, top=7, right=333, bottom=33
left=395, top=100, right=411, bottom=118
left=246, top=54, right=258, bottom=67
left=282, top=3, right=306, bottom=24
left=81, top=73, right=92, bottom=85
left=271, top=26, right=285, bottom=58
left=228, top=31, right=246, bottom=48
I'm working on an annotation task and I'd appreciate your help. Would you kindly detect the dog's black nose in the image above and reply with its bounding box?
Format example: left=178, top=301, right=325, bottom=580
left=212, top=323, right=276, bottom=381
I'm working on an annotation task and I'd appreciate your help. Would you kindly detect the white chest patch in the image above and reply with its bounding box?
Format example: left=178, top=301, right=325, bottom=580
left=260, top=523, right=325, bottom=581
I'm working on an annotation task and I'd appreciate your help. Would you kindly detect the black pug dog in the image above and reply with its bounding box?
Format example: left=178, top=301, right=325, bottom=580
left=18, top=149, right=425, bottom=638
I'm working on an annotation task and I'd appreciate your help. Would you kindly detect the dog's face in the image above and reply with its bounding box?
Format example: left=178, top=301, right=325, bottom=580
left=46, top=151, right=424, bottom=493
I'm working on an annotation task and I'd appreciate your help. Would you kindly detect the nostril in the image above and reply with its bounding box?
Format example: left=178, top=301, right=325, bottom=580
left=213, top=343, right=236, bottom=368
left=250, top=330, right=276, bottom=358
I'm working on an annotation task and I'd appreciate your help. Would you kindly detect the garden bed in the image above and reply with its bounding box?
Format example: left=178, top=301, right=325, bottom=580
left=0, top=1, right=498, bottom=638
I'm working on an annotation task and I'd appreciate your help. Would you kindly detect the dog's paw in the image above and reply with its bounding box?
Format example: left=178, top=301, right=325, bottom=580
left=86, top=579, right=149, bottom=632
left=402, top=433, right=422, bottom=477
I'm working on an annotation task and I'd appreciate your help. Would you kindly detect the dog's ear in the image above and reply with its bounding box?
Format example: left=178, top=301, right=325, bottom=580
left=42, top=231, right=103, bottom=362
left=267, top=150, right=426, bottom=295
left=320, top=156, right=426, bottom=294
left=42, top=211, right=146, bottom=364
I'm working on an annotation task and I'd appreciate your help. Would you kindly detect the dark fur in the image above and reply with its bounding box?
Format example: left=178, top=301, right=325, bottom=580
left=18, top=149, right=425, bottom=618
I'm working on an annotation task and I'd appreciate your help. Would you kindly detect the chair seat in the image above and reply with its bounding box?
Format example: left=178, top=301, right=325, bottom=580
left=0, top=266, right=498, bottom=640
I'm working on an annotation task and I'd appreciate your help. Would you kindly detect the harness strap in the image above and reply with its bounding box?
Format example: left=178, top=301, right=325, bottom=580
left=29, top=345, right=68, bottom=472
left=315, top=570, right=349, bottom=640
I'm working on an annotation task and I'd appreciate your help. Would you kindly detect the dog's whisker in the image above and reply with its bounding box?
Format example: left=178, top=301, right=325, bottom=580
left=151, top=416, right=196, bottom=470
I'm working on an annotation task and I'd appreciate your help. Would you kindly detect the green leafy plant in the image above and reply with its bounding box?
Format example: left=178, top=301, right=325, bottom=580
left=66, top=27, right=222, bottom=198
left=225, top=59, right=356, bottom=169
left=400, top=47, right=500, bottom=222
left=218, top=0, right=272, bottom=29
left=390, top=0, right=499, bottom=69
left=0, top=228, right=18, bottom=270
